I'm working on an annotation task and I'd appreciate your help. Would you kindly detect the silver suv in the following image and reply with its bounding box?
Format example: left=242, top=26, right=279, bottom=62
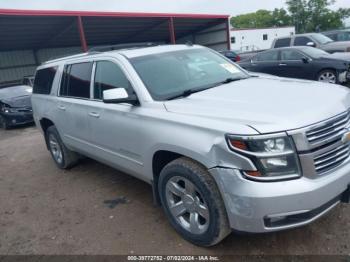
left=32, top=44, right=350, bottom=246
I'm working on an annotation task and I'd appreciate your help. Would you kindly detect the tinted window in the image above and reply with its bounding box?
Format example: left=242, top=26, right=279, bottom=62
left=281, top=50, right=304, bottom=60
left=255, top=50, right=279, bottom=61
left=33, top=67, right=57, bottom=94
left=294, top=36, right=313, bottom=46
left=274, top=38, right=291, bottom=48
left=60, top=62, right=92, bottom=98
left=94, top=61, right=131, bottom=100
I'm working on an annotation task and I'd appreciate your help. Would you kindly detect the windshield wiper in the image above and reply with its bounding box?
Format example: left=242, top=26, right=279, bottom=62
left=166, top=77, right=247, bottom=101
left=166, top=87, right=213, bottom=100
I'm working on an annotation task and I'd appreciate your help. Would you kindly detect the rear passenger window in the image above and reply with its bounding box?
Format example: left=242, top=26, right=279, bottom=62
left=274, top=38, right=291, bottom=48
left=255, top=51, right=279, bottom=61
left=93, top=61, right=131, bottom=100
left=60, top=62, right=93, bottom=99
left=33, top=67, right=57, bottom=94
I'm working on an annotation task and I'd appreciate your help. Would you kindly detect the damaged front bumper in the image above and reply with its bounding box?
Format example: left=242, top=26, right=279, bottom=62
left=210, top=165, right=350, bottom=233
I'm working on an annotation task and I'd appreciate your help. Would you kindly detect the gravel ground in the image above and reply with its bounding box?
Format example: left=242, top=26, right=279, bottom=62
left=0, top=126, right=349, bottom=255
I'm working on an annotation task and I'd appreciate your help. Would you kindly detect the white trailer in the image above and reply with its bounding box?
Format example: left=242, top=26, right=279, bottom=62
left=230, top=26, right=295, bottom=52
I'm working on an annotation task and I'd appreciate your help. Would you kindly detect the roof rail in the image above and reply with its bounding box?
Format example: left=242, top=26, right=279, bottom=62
left=43, top=52, right=100, bottom=64
left=43, top=42, right=158, bottom=65
left=89, top=42, right=158, bottom=52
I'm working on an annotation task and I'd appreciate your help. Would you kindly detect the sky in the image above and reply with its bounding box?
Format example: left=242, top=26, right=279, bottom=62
left=0, top=0, right=349, bottom=24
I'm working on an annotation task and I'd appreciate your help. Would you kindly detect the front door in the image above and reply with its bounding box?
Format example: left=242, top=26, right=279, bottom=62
left=87, top=60, right=144, bottom=175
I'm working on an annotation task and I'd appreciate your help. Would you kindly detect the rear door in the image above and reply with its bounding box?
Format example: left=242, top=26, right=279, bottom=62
left=56, top=62, right=93, bottom=152
left=250, top=50, right=280, bottom=75
left=278, top=49, right=309, bottom=79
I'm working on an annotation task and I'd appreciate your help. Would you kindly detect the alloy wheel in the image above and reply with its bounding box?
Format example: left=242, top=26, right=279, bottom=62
left=49, top=134, right=63, bottom=164
left=318, top=71, right=336, bottom=84
left=165, top=176, right=210, bottom=234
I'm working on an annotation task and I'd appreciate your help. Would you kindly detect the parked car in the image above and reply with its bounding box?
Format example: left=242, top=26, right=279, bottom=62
left=238, top=46, right=350, bottom=84
left=323, top=29, right=350, bottom=42
left=0, top=85, right=33, bottom=129
left=219, top=50, right=241, bottom=62
left=32, top=44, right=350, bottom=246
left=272, top=33, right=350, bottom=53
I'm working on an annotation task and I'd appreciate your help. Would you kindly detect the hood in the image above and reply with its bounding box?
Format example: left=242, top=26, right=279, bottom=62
left=0, top=85, right=32, bottom=108
left=322, top=41, right=350, bottom=50
left=164, top=76, right=350, bottom=134
left=326, top=52, right=350, bottom=62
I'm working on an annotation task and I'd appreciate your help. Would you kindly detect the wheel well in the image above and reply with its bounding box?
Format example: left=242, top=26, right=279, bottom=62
left=152, top=150, right=183, bottom=205
left=39, top=118, right=54, bottom=148
left=318, top=68, right=336, bottom=76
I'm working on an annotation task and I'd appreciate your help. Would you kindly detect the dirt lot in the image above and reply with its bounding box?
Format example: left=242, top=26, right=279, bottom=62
left=0, top=126, right=349, bottom=255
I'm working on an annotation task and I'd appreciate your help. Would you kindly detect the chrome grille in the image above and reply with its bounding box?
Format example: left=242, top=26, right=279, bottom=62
left=306, top=111, right=350, bottom=146
left=314, top=144, right=350, bottom=174
left=305, top=111, right=350, bottom=175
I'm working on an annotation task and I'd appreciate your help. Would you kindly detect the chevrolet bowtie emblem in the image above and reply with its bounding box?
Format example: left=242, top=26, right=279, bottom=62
left=341, top=131, right=350, bottom=144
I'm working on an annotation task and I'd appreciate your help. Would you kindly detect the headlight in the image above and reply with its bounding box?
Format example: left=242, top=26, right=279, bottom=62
left=1, top=106, right=16, bottom=113
left=227, top=133, right=301, bottom=181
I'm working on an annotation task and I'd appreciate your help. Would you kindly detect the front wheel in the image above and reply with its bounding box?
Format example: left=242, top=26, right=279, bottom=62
left=317, top=70, right=337, bottom=84
left=158, top=157, right=231, bottom=246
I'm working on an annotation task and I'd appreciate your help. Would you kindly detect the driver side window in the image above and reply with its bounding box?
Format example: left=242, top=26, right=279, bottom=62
left=94, top=61, right=131, bottom=100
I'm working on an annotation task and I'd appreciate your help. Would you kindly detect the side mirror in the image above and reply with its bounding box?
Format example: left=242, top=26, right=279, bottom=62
left=302, top=57, right=309, bottom=63
left=103, top=88, right=138, bottom=105
left=306, top=42, right=316, bottom=47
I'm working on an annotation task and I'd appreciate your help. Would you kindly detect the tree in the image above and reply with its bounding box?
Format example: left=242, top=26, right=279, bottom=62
left=230, top=9, right=291, bottom=29
left=286, top=0, right=350, bottom=32
left=230, top=0, right=350, bottom=33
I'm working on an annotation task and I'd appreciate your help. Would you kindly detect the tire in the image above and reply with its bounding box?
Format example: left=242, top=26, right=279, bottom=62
left=317, top=69, right=337, bottom=84
left=0, top=115, right=9, bottom=130
left=46, top=126, right=79, bottom=169
left=158, top=157, right=231, bottom=246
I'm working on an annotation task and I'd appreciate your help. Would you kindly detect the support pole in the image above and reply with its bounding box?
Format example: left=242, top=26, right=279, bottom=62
left=77, top=16, right=88, bottom=52
left=168, top=17, right=176, bottom=44
left=226, top=18, right=231, bottom=50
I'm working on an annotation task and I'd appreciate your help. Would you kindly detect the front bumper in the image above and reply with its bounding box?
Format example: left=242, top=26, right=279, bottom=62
left=210, top=164, right=350, bottom=233
left=1, top=111, right=34, bottom=126
left=339, top=71, right=350, bottom=83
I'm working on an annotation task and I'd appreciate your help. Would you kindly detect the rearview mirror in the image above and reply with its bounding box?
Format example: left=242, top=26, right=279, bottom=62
left=103, top=88, right=138, bottom=105
left=306, top=42, right=316, bottom=47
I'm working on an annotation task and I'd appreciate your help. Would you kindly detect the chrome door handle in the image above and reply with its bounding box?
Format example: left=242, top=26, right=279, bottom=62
left=88, top=112, right=100, bottom=118
left=58, top=105, right=66, bottom=111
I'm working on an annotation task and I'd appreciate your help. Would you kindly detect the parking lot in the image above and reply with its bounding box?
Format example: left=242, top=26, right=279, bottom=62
left=0, top=125, right=349, bottom=255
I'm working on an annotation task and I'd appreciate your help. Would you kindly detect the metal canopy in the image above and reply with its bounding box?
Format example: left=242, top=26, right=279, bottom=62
left=0, top=10, right=228, bottom=51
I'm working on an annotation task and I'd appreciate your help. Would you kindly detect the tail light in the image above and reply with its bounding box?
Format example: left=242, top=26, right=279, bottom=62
left=236, top=55, right=241, bottom=62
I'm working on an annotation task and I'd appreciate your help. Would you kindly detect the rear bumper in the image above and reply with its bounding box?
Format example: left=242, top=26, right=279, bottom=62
left=210, top=164, right=350, bottom=233
left=1, top=111, right=34, bottom=126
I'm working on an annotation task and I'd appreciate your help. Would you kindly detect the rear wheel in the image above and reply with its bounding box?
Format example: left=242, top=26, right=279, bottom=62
left=318, top=70, right=337, bottom=84
left=158, top=157, right=231, bottom=246
left=46, top=126, right=79, bottom=169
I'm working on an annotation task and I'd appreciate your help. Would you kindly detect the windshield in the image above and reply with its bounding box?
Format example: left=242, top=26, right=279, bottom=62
left=313, top=34, right=334, bottom=45
left=130, top=48, right=248, bottom=101
left=301, top=47, right=330, bottom=58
